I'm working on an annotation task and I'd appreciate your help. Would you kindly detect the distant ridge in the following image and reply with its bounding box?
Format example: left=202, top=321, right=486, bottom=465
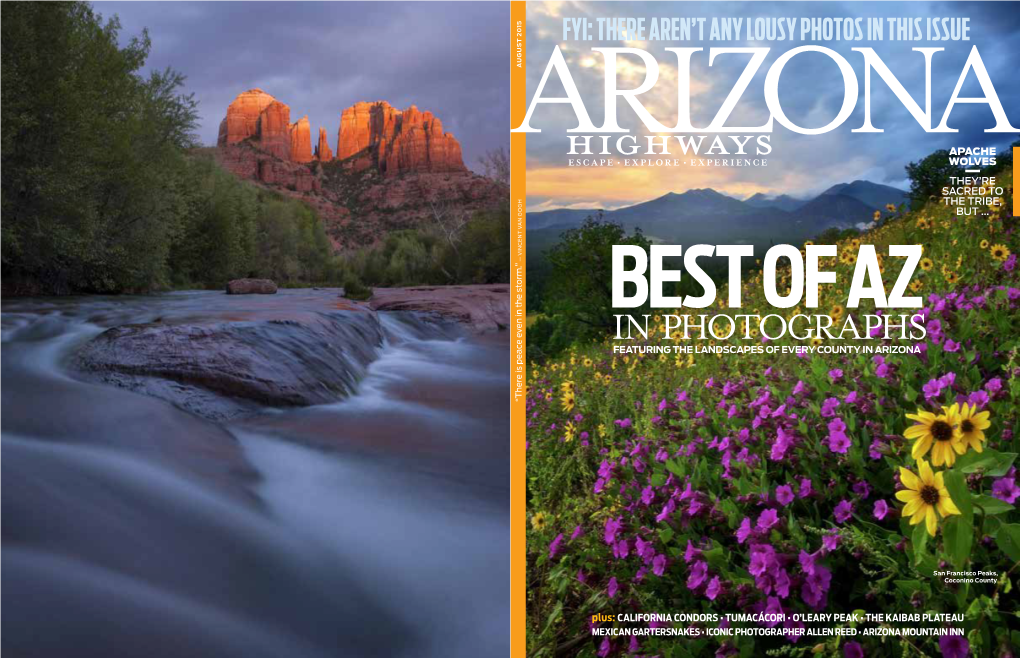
left=527, top=181, right=909, bottom=249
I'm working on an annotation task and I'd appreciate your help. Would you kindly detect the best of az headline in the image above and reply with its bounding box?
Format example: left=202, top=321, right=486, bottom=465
left=613, top=243, right=921, bottom=309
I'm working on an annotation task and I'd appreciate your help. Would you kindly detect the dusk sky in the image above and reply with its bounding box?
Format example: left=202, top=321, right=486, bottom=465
left=523, top=1, right=1020, bottom=210
left=94, top=1, right=511, bottom=173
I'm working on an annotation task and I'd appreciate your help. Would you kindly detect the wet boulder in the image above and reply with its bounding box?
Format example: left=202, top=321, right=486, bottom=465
left=71, top=312, right=385, bottom=419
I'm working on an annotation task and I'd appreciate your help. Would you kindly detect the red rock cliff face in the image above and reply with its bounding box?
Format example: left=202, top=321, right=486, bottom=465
left=336, top=101, right=466, bottom=177
left=289, top=116, right=313, bottom=163
left=218, top=91, right=465, bottom=177
left=217, top=89, right=277, bottom=146
left=316, top=127, right=333, bottom=161
left=256, top=100, right=292, bottom=161
left=213, top=89, right=498, bottom=252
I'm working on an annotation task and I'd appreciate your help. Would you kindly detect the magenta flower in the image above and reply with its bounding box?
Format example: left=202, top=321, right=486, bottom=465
left=798, top=477, right=813, bottom=498
left=828, top=368, right=843, bottom=382
left=683, top=540, right=702, bottom=563
left=607, top=576, right=619, bottom=599
left=549, top=533, right=564, bottom=558
left=736, top=517, right=752, bottom=544
left=992, top=477, right=1020, bottom=504
left=821, top=397, right=841, bottom=418
left=757, top=508, right=779, bottom=531
left=776, top=485, right=795, bottom=506
left=687, top=560, right=708, bottom=590
left=967, top=390, right=989, bottom=409
left=834, top=499, right=853, bottom=523
left=939, top=634, right=969, bottom=658
left=604, top=517, right=622, bottom=545
left=873, top=499, right=889, bottom=520
left=705, top=575, right=721, bottom=600
left=652, top=554, right=667, bottom=576
left=801, top=562, right=832, bottom=609
left=570, top=525, right=584, bottom=540
left=822, top=531, right=840, bottom=553
left=944, top=339, right=960, bottom=353
left=827, top=417, right=851, bottom=454
left=843, top=641, right=864, bottom=658
left=748, top=543, right=778, bottom=577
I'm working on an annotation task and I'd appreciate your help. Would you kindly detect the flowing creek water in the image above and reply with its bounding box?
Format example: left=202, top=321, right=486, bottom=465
left=1, top=289, right=510, bottom=658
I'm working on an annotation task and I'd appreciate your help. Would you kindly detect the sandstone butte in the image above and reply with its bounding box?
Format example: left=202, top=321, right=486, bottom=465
left=213, top=89, right=501, bottom=252
left=315, top=127, right=333, bottom=162
left=217, top=90, right=466, bottom=176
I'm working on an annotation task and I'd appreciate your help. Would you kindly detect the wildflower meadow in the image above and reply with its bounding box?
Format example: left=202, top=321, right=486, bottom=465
left=526, top=169, right=1019, bottom=657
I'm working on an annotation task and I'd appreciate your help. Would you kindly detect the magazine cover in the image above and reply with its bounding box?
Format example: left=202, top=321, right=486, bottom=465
left=512, top=2, right=1019, bottom=658
left=3, top=1, right=1020, bottom=658
left=1, top=2, right=510, bottom=657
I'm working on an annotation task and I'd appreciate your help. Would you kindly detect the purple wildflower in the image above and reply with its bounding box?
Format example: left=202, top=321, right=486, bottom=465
left=834, top=499, right=853, bottom=523
left=549, top=533, right=564, bottom=558
left=705, top=575, right=721, bottom=600
left=939, top=634, right=970, bottom=658
left=992, top=477, right=1020, bottom=504
left=873, top=499, right=889, bottom=520
left=757, top=508, right=780, bottom=531
left=687, top=560, right=708, bottom=590
left=736, top=517, right=752, bottom=544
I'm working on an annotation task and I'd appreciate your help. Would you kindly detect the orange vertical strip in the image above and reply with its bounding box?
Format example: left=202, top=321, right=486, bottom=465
left=510, top=2, right=527, bottom=657
left=1014, top=146, right=1018, bottom=218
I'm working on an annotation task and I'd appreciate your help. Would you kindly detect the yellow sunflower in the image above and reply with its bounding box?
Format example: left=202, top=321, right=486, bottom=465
left=980, top=239, right=990, bottom=250
left=919, top=257, right=934, bottom=271
left=905, top=405, right=963, bottom=467
left=895, top=459, right=960, bottom=537
left=873, top=210, right=882, bottom=222
left=531, top=512, right=548, bottom=530
left=944, top=271, right=959, bottom=285
left=885, top=203, right=897, bottom=212
left=839, top=250, right=857, bottom=265
left=909, top=279, right=923, bottom=292
left=955, top=402, right=991, bottom=453
left=990, top=244, right=1010, bottom=261
left=916, top=217, right=932, bottom=230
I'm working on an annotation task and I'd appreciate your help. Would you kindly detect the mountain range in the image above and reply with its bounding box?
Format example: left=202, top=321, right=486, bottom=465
left=528, top=180, right=909, bottom=248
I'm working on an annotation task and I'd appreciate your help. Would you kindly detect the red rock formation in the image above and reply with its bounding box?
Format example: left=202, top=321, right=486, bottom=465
left=255, top=100, right=292, bottom=160
left=218, top=88, right=277, bottom=147
left=215, top=145, right=320, bottom=193
left=316, top=127, right=333, bottom=161
left=289, top=116, right=313, bottom=163
left=336, top=101, right=466, bottom=177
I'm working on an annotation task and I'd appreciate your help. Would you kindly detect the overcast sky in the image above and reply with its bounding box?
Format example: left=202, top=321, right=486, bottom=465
left=523, top=1, right=1020, bottom=209
left=93, top=1, right=511, bottom=173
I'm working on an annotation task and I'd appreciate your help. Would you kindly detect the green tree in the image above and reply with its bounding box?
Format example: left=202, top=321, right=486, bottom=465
left=540, top=216, right=651, bottom=350
left=2, top=1, right=199, bottom=293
